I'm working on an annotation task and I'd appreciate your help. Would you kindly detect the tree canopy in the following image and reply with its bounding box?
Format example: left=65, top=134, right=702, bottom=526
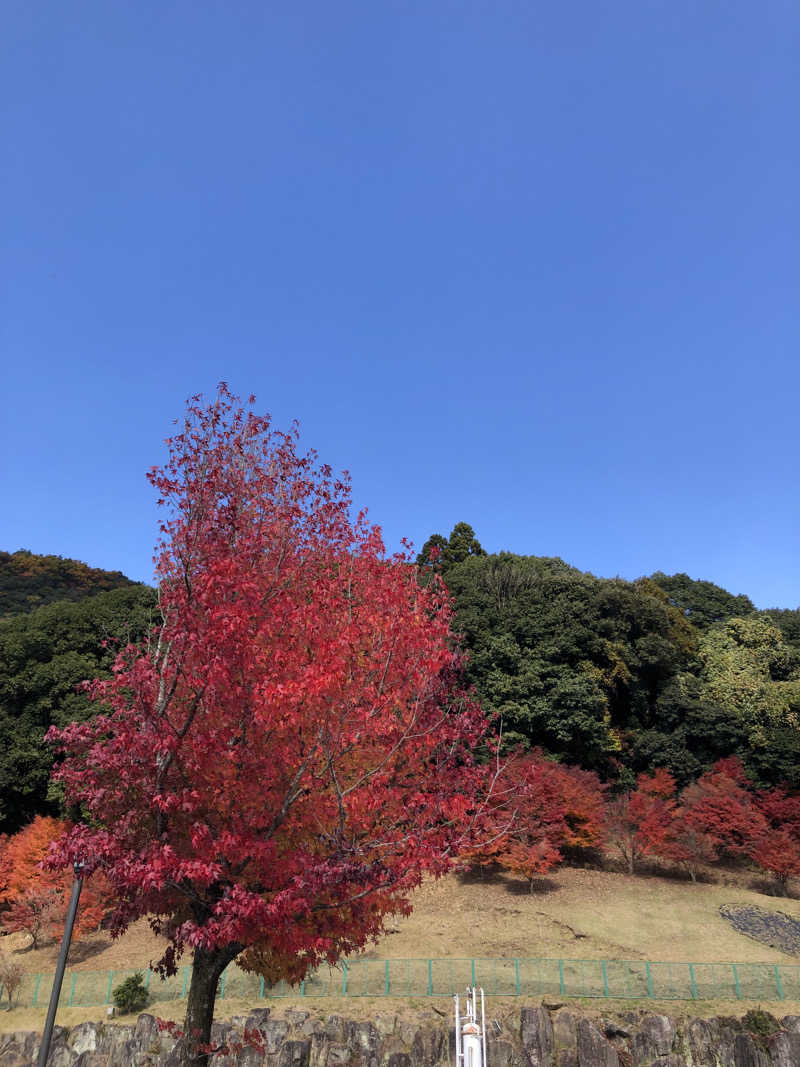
left=47, top=389, right=488, bottom=1067
left=440, top=550, right=701, bottom=771
left=420, top=525, right=800, bottom=787
left=0, top=584, right=157, bottom=832
left=5, top=521, right=798, bottom=845
left=0, top=549, right=138, bottom=618
left=417, top=521, right=486, bottom=573
left=647, top=571, right=756, bottom=630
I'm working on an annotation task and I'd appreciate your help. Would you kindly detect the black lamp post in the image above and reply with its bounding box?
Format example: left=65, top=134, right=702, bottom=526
left=36, top=861, right=84, bottom=1067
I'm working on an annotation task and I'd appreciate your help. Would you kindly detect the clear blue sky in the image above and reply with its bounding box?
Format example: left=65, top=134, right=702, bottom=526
left=2, top=2, right=798, bottom=608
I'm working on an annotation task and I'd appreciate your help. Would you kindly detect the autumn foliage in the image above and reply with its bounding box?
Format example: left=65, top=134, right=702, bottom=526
left=545, top=761, right=606, bottom=854
left=461, top=752, right=606, bottom=888
left=460, top=751, right=800, bottom=896
left=679, top=758, right=768, bottom=859
left=605, top=769, right=678, bottom=874
left=0, top=816, right=112, bottom=948
left=748, top=830, right=800, bottom=893
left=463, top=752, right=566, bottom=888
left=23, top=389, right=800, bottom=1064
left=46, top=388, right=490, bottom=1066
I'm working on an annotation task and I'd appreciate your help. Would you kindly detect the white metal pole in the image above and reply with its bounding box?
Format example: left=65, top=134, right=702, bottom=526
left=454, top=993, right=461, bottom=1066
left=480, top=987, right=486, bottom=1067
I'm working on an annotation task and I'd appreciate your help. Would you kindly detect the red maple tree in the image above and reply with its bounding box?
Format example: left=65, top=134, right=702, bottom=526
left=462, top=751, right=567, bottom=889
left=0, top=817, right=111, bottom=948
left=656, top=812, right=718, bottom=883
left=47, top=388, right=489, bottom=1066
left=756, top=786, right=800, bottom=840
left=605, top=769, right=677, bottom=875
left=545, top=761, right=606, bottom=854
left=749, top=829, right=800, bottom=895
left=751, top=786, right=800, bottom=893
left=680, top=758, right=767, bottom=859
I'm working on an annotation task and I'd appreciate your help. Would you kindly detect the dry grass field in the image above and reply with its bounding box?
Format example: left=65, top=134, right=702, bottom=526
left=3, top=864, right=800, bottom=1033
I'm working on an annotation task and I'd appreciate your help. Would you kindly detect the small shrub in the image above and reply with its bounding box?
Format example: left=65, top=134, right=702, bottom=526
left=742, top=1008, right=778, bottom=1048
left=112, top=972, right=149, bottom=1014
left=0, top=949, right=24, bottom=1010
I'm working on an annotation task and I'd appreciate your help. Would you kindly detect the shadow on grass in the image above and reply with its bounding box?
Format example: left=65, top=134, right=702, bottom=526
left=65, top=939, right=111, bottom=965
left=7, top=933, right=111, bottom=967
left=455, top=865, right=560, bottom=897
left=455, top=864, right=506, bottom=886
left=502, top=875, right=560, bottom=896
left=746, top=876, right=800, bottom=901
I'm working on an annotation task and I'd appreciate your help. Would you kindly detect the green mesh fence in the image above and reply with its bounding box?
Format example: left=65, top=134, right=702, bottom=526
left=3, top=958, right=800, bottom=1008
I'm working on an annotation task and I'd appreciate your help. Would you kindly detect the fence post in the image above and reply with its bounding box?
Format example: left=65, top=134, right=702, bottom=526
left=26, top=954, right=798, bottom=1010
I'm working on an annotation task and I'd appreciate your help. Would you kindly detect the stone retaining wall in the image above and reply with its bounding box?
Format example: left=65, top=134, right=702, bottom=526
left=3, top=1004, right=800, bottom=1065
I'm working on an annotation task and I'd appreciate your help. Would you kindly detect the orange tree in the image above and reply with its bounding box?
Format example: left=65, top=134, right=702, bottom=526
left=47, top=388, right=489, bottom=1067
left=544, top=760, right=606, bottom=855
left=0, top=816, right=111, bottom=948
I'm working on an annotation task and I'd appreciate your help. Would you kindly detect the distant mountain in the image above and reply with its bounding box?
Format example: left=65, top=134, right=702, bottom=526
left=0, top=549, right=142, bottom=618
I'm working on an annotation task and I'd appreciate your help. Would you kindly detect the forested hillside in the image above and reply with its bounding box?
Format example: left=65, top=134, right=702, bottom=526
left=1, top=538, right=799, bottom=836
left=0, top=549, right=138, bottom=617
left=0, top=553, right=157, bottom=832
left=420, top=524, right=800, bottom=790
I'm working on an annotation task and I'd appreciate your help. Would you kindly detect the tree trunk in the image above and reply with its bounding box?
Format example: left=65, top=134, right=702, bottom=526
left=178, top=943, right=241, bottom=1067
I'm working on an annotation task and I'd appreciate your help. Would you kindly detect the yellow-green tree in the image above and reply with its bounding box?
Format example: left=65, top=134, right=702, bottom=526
left=699, top=617, right=800, bottom=747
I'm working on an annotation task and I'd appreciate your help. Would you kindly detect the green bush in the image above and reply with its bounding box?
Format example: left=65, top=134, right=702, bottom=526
left=112, top=972, right=149, bottom=1014
left=742, top=1008, right=779, bottom=1049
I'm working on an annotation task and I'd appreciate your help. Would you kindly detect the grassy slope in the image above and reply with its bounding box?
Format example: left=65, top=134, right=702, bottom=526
left=4, top=866, right=800, bottom=1032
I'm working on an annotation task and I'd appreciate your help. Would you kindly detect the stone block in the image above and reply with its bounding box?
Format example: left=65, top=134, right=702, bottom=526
left=768, top=1030, right=800, bottom=1067
left=575, top=1018, right=619, bottom=1067
left=520, top=1006, right=554, bottom=1066
left=630, top=1013, right=676, bottom=1065
left=731, top=1032, right=770, bottom=1067
left=278, top=1038, right=312, bottom=1066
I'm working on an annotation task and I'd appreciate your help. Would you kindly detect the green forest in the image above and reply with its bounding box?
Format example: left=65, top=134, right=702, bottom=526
left=0, top=551, right=157, bottom=832
left=1, top=534, right=799, bottom=836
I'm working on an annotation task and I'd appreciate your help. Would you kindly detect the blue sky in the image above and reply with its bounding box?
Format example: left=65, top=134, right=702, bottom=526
left=2, top=2, right=798, bottom=608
